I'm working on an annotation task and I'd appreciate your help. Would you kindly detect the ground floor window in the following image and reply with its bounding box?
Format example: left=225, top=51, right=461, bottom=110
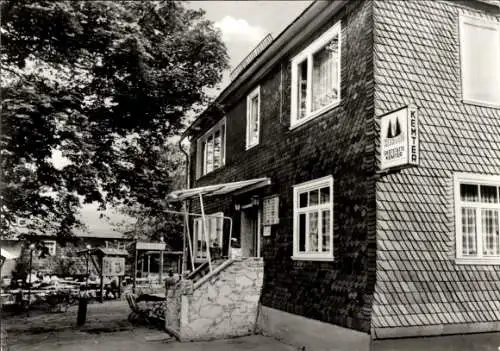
left=292, top=176, right=334, bottom=261
left=193, top=212, right=224, bottom=260
left=454, top=173, right=500, bottom=264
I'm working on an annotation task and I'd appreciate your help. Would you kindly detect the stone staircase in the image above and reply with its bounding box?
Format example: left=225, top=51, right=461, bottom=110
left=165, top=257, right=264, bottom=341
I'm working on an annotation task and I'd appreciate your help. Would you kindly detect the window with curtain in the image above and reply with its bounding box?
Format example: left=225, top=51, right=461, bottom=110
left=246, top=86, right=261, bottom=149
left=454, top=173, right=500, bottom=264
left=291, top=21, right=341, bottom=127
left=292, top=176, right=334, bottom=261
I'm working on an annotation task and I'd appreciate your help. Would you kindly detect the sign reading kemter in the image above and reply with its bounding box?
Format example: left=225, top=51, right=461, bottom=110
left=380, top=105, right=419, bottom=171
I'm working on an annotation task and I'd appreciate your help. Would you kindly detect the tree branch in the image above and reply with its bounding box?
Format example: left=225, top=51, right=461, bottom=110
left=0, top=0, right=19, bottom=26
left=0, top=65, right=29, bottom=83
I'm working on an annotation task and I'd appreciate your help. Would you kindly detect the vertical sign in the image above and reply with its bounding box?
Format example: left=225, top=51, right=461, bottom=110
left=263, top=196, right=279, bottom=226
left=380, top=105, right=419, bottom=171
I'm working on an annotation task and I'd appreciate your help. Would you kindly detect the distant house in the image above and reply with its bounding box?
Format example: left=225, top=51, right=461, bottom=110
left=169, top=0, right=500, bottom=348
left=0, top=231, right=131, bottom=279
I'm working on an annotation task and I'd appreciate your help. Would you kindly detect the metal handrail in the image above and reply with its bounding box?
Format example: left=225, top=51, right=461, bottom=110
left=162, top=208, right=234, bottom=271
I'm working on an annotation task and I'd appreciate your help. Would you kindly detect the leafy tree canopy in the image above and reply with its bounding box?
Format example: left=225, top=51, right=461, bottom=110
left=1, top=1, right=228, bottom=241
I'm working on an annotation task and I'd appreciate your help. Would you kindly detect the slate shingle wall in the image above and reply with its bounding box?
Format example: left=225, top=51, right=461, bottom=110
left=372, top=0, right=500, bottom=337
left=189, top=0, right=377, bottom=333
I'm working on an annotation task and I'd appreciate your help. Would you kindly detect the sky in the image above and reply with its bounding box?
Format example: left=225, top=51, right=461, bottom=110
left=187, top=1, right=313, bottom=89
left=77, top=1, right=313, bottom=237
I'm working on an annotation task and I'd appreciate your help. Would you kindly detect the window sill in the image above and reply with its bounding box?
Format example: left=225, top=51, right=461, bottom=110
left=290, top=100, right=341, bottom=130
left=462, top=98, right=500, bottom=109
left=455, top=257, right=500, bottom=265
left=196, top=165, right=226, bottom=181
left=291, top=255, right=334, bottom=262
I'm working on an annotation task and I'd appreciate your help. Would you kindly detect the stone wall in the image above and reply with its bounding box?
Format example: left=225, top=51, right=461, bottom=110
left=165, top=257, right=263, bottom=341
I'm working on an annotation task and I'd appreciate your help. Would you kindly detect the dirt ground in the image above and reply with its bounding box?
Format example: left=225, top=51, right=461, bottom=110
left=2, top=300, right=295, bottom=351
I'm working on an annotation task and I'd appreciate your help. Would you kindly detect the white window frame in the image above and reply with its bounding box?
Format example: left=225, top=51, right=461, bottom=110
left=290, top=21, right=342, bottom=129
left=459, top=15, right=500, bottom=108
left=196, top=118, right=226, bottom=178
left=292, top=175, right=334, bottom=261
left=246, top=86, right=261, bottom=150
left=454, top=172, right=500, bottom=265
left=43, top=240, right=56, bottom=256
left=193, top=212, right=224, bottom=262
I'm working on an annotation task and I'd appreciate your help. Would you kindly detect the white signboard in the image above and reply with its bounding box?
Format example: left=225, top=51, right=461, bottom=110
left=262, top=196, right=279, bottom=225
left=136, top=242, right=166, bottom=251
left=102, top=257, right=125, bottom=276
left=380, top=105, right=419, bottom=171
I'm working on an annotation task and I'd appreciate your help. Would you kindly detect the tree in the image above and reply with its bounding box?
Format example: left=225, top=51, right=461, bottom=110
left=1, top=1, right=228, bottom=240
left=112, top=141, right=186, bottom=250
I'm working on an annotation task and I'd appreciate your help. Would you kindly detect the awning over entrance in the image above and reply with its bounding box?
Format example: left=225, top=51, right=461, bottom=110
left=166, top=177, right=271, bottom=202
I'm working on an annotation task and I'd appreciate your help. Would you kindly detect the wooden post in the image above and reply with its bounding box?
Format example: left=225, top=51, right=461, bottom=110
left=132, top=242, right=138, bottom=293
left=99, top=255, right=104, bottom=303
left=159, top=252, right=164, bottom=284
left=147, top=254, right=151, bottom=278
left=118, top=276, right=122, bottom=299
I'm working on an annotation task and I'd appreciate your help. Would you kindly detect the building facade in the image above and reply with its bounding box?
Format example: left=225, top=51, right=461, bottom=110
left=182, top=0, right=500, bottom=345
left=1, top=233, right=131, bottom=279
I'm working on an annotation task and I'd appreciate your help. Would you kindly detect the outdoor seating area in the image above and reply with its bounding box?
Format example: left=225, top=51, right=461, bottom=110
left=1, top=276, right=80, bottom=313
left=0, top=274, right=124, bottom=314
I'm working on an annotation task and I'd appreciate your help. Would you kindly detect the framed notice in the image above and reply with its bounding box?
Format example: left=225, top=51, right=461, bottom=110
left=262, top=195, right=279, bottom=226
left=263, top=226, right=271, bottom=237
left=102, top=257, right=125, bottom=276
left=379, top=105, right=419, bottom=171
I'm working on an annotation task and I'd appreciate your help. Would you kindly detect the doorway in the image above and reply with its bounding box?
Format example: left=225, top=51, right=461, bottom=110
left=240, top=207, right=261, bottom=257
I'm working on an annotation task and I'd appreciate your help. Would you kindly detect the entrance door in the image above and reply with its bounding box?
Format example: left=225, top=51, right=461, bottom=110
left=240, top=207, right=261, bottom=257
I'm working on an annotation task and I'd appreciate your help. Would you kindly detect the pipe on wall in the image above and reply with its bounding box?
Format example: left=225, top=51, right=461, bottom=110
left=178, top=134, right=190, bottom=189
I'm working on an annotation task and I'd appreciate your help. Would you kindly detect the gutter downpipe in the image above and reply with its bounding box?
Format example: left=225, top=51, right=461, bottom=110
left=178, top=134, right=190, bottom=190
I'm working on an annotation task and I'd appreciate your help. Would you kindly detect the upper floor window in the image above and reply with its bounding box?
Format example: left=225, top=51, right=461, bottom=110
left=43, top=240, right=56, bottom=256
left=291, top=21, right=341, bottom=128
left=246, top=86, right=261, bottom=149
left=454, top=173, right=500, bottom=264
left=459, top=15, right=500, bottom=107
left=292, top=176, right=334, bottom=261
left=196, top=118, right=226, bottom=178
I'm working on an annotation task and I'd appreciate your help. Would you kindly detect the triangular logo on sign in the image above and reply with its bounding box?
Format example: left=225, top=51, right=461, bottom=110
left=386, top=116, right=402, bottom=139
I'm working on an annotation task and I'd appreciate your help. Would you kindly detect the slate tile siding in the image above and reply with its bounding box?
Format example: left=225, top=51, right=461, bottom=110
left=189, top=0, right=377, bottom=333
left=187, top=0, right=500, bottom=338
left=372, top=0, right=500, bottom=335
